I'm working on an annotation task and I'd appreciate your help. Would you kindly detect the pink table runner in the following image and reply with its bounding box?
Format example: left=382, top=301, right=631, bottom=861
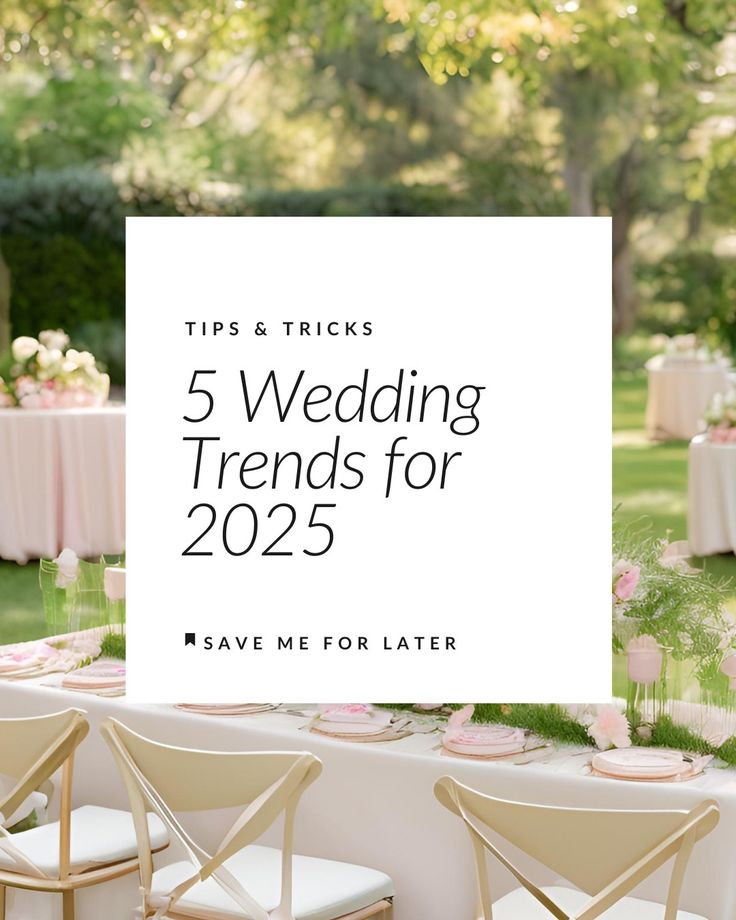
left=0, top=407, right=125, bottom=563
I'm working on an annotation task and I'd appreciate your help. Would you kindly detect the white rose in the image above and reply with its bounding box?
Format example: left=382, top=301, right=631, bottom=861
left=75, top=351, right=96, bottom=368
left=11, top=337, right=39, bottom=362
left=37, top=347, right=62, bottom=369
left=53, top=548, right=79, bottom=589
left=39, top=329, right=70, bottom=352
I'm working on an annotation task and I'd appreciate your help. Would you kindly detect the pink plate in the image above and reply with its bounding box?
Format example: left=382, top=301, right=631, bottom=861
left=443, top=725, right=526, bottom=757
left=592, top=748, right=685, bottom=779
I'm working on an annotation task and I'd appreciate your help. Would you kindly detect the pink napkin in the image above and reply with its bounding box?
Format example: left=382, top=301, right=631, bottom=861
left=443, top=705, right=525, bottom=751
left=0, top=642, right=59, bottom=674
left=318, top=704, right=392, bottom=726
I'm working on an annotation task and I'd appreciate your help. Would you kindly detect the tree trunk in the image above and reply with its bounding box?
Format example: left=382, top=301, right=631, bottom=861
left=0, top=243, right=10, bottom=354
left=610, top=145, right=639, bottom=336
left=612, top=239, right=636, bottom=336
left=563, top=158, right=595, bottom=217
left=686, top=201, right=702, bottom=241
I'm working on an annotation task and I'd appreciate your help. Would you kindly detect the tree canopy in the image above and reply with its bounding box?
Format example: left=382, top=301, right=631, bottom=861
left=1, top=0, right=735, bottom=339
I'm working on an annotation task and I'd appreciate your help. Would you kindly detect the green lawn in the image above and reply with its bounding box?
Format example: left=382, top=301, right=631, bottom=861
left=0, top=560, right=47, bottom=644
left=613, top=370, right=736, bottom=595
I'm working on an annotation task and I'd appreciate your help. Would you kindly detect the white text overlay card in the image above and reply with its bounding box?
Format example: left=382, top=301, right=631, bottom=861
left=126, top=216, right=611, bottom=702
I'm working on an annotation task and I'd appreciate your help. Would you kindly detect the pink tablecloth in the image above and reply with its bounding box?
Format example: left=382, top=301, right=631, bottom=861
left=645, top=361, right=731, bottom=441
left=0, top=408, right=125, bottom=563
left=688, top=433, right=736, bottom=556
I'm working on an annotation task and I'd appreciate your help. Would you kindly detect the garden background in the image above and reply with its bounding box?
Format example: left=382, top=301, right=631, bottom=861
left=1, top=0, right=735, bottom=640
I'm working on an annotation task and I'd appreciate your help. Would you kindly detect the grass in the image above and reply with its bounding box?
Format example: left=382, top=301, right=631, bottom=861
left=613, top=370, right=736, bottom=595
left=0, top=560, right=47, bottom=644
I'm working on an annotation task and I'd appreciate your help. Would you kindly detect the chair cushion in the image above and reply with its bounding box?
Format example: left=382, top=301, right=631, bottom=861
left=492, top=886, right=707, bottom=919
left=0, top=804, right=167, bottom=876
left=2, top=790, right=47, bottom=830
left=0, top=773, right=48, bottom=830
left=151, top=845, right=393, bottom=920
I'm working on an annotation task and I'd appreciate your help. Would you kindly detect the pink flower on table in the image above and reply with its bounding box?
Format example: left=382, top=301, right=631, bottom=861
left=588, top=705, right=631, bottom=750
left=19, top=393, right=43, bottom=409
left=613, top=563, right=640, bottom=601
left=14, top=375, right=37, bottom=398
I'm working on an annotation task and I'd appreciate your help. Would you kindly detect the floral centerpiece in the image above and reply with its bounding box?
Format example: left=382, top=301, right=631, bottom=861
left=703, top=389, right=736, bottom=443
left=612, top=521, right=735, bottom=715
left=646, top=334, right=729, bottom=370
left=662, top=333, right=726, bottom=365
left=0, top=329, right=110, bottom=409
left=378, top=701, right=736, bottom=765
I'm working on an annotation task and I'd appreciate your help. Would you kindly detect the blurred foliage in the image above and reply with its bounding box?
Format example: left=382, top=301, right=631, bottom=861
left=0, top=0, right=734, bottom=345
left=638, top=248, right=736, bottom=352
left=2, top=234, right=123, bottom=332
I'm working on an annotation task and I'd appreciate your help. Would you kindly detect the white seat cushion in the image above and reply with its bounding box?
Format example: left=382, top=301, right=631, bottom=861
left=492, top=886, right=707, bottom=919
left=151, top=845, right=393, bottom=920
left=1, top=790, right=47, bottom=829
left=0, top=804, right=168, bottom=875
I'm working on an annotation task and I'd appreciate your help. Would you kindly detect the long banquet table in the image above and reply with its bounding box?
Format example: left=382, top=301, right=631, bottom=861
left=2, top=684, right=736, bottom=920
left=689, top=434, right=736, bottom=556
left=0, top=407, right=125, bottom=563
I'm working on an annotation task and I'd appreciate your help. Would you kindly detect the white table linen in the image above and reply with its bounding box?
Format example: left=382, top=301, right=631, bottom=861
left=1, top=684, right=736, bottom=920
left=688, top=434, right=736, bottom=556
left=0, top=408, right=125, bottom=563
left=645, top=361, right=730, bottom=441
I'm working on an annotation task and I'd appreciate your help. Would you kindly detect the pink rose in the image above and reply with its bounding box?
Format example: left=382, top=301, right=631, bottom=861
left=614, top=564, right=640, bottom=601
left=589, top=704, right=631, bottom=750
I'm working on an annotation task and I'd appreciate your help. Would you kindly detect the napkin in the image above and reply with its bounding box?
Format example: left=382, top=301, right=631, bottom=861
left=318, top=704, right=392, bottom=726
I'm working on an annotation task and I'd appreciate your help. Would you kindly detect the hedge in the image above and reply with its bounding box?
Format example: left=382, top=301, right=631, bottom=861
left=0, top=167, right=492, bottom=384
left=4, top=167, right=731, bottom=385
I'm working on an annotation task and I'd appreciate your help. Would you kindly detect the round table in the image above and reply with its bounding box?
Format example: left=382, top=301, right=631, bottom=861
left=0, top=407, right=125, bottom=563
left=688, top=433, right=736, bottom=556
left=645, top=359, right=731, bottom=441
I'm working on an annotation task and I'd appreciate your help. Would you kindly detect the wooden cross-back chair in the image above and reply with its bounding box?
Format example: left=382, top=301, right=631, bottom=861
left=0, top=709, right=168, bottom=920
left=102, top=717, right=394, bottom=920
left=434, top=776, right=719, bottom=920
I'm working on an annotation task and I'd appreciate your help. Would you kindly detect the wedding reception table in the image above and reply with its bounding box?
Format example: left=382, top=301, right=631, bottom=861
left=689, top=433, right=736, bottom=556
left=0, top=408, right=125, bottom=563
left=2, top=684, right=736, bottom=920
left=645, top=359, right=731, bottom=441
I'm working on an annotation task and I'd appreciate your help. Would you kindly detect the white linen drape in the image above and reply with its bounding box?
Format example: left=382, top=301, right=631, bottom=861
left=0, top=408, right=125, bottom=563
left=688, top=434, right=736, bottom=556
left=645, top=363, right=730, bottom=441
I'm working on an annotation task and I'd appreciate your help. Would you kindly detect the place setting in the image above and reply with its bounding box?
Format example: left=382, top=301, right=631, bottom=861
left=0, top=630, right=105, bottom=681
left=306, top=704, right=420, bottom=743
left=174, top=703, right=278, bottom=716
left=585, top=747, right=713, bottom=783
left=437, top=705, right=552, bottom=763
left=60, top=660, right=127, bottom=697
